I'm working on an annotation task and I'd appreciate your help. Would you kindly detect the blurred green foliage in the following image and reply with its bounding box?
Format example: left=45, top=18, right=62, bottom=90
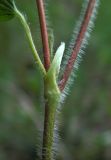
left=0, top=0, right=111, bottom=160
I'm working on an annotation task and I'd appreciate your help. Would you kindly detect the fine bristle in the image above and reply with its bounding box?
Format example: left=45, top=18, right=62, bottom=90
left=59, top=0, right=100, bottom=103
left=53, top=1, right=100, bottom=158
left=36, top=1, right=100, bottom=159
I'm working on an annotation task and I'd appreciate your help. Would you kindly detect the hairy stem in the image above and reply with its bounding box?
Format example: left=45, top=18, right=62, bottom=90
left=42, top=94, right=56, bottom=160
left=36, top=0, right=50, bottom=71
left=42, top=70, right=60, bottom=160
left=42, top=42, right=65, bottom=160
left=59, top=0, right=97, bottom=91
left=14, top=7, right=46, bottom=75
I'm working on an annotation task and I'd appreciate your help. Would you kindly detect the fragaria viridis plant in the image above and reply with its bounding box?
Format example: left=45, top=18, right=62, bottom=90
left=0, top=0, right=100, bottom=159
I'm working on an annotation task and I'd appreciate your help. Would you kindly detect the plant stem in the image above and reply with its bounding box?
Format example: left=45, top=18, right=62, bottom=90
left=35, top=1, right=57, bottom=159
left=42, top=71, right=60, bottom=160
left=59, top=0, right=96, bottom=91
left=42, top=95, right=56, bottom=160
left=14, top=7, right=46, bottom=76
left=36, top=0, right=50, bottom=71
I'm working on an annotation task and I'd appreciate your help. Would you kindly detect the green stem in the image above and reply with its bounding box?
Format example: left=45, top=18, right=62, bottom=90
left=42, top=72, right=60, bottom=160
left=14, top=7, right=46, bottom=76
left=42, top=42, right=65, bottom=160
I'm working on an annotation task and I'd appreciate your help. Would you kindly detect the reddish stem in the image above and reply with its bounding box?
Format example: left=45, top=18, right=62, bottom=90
left=36, top=0, right=50, bottom=71
left=59, top=0, right=96, bottom=91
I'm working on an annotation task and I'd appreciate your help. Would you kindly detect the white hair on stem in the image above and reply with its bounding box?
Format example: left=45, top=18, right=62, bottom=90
left=59, top=0, right=100, bottom=104
left=51, top=1, right=100, bottom=158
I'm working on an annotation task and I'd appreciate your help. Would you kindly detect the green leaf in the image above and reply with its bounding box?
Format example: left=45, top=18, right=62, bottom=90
left=49, top=42, right=65, bottom=77
left=0, top=0, right=15, bottom=21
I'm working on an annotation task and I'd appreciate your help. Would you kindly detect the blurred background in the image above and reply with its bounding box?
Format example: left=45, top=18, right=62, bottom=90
left=0, top=0, right=111, bottom=159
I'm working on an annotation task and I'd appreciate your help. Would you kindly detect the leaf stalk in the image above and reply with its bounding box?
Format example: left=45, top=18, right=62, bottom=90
left=14, top=7, right=46, bottom=76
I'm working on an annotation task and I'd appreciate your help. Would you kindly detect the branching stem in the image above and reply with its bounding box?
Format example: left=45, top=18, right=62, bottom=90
left=59, top=0, right=96, bottom=91
left=36, top=0, right=50, bottom=71
left=42, top=71, right=60, bottom=160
